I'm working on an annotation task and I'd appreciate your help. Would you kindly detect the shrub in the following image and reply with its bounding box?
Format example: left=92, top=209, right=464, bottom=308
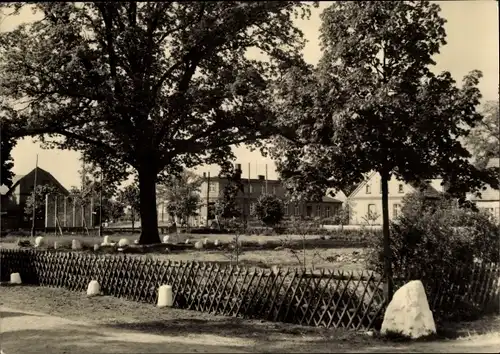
left=252, top=194, right=285, bottom=228
left=366, top=191, right=500, bottom=320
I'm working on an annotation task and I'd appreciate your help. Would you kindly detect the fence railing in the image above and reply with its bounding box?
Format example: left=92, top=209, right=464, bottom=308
left=0, top=249, right=498, bottom=330
left=0, top=249, right=385, bottom=330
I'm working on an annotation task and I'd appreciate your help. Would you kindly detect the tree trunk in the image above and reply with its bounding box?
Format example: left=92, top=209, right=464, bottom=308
left=380, top=169, right=394, bottom=302
left=137, top=167, right=160, bottom=244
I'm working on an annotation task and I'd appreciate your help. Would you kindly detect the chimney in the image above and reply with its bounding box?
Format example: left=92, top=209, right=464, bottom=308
left=258, top=175, right=265, bottom=181
left=235, top=163, right=242, bottom=172
left=203, top=172, right=206, bottom=178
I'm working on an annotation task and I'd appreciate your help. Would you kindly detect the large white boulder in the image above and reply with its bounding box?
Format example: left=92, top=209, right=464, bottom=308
left=34, top=236, right=45, bottom=248
left=118, top=238, right=130, bottom=247
left=381, top=280, right=436, bottom=339
left=163, top=235, right=170, bottom=243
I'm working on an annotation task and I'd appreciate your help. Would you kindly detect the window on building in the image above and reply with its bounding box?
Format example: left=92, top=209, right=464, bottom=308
left=325, top=206, right=331, bottom=218
left=209, top=183, right=216, bottom=192
left=294, top=204, right=300, bottom=216
left=272, top=185, right=276, bottom=195
left=398, top=184, right=404, bottom=193
left=368, top=204, right=376, bottom=214
left=306, top=205, right=313, bottom=217
left=284, top=204, right=289, bottom=215
left=316, top=205, right=322, bottom=217
left=249, top=185, right=253, bottom=193
left=393, top=204, right=401, bottom=218
left=366, top=184, right=371, bottom=194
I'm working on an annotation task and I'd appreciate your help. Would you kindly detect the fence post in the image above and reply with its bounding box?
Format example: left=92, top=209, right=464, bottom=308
left=72, top=198, right=76, bottom=228
left=64, top=197, right=67, bottom=228
left=44, top=193, right=49, bottom=232
left=54, top=195, right=58, bottom=236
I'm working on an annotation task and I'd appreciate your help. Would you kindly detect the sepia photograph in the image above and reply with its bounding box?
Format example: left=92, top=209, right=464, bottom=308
left=0, top=1, right=499, bottom=353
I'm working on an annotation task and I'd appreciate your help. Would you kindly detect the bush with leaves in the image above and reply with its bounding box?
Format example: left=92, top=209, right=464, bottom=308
left=366, top=191, right=500, bottom=320
left=252, top=194, right=285, bottom=228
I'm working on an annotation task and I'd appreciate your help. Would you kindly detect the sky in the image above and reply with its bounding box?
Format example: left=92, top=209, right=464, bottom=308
left=3, top=1, right=499, bottom=189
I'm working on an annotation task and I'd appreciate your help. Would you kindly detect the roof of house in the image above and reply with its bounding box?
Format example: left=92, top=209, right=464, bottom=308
left=0, top=168, right=69, bottom=196
left=348, top=171, right=442, bottom=199
left=321, top=196, right=342, bottom=204
left=0, top=174, right=25, bottom=195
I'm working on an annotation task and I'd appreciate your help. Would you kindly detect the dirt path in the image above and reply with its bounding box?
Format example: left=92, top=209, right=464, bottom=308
left=1, top=286, right=499, bottom=353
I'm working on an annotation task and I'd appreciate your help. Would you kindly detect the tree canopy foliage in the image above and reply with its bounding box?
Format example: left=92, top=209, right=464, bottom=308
left=253, top=194, right=285, bottom=228
left=0, top=2, right=315, bottom=243
left=466, top=100, right=499, bottom=169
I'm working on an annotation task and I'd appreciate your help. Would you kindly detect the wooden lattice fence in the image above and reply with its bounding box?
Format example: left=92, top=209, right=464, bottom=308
left=0, top=249, right=385, bottom=330
left=1, top=249, right=498, bottom=330
left=395, top=262, right=500, bottom=321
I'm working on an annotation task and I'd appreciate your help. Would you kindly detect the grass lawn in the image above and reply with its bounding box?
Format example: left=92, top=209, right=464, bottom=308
left=0, top=233, right=369, bottom=271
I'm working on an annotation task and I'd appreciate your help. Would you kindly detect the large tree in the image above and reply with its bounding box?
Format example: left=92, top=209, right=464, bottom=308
left=0, top=2, right=313, bottom=243
left=270, top=1, right=499, bottom=300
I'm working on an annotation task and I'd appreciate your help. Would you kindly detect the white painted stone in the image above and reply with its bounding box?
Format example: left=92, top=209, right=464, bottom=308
left=86, top=280, right=101, bottom=296
left=93, top=244, right=100, bottom=251
left=163, top=235, right=170, bottom=243
left=53, top=241, right=59, bottom=250
left=185, top=239, right=190, bottom=244
left=157, top=285, right=173, bottom=307
left=194, top=241, right=203, bottom=250
left=34, top=236, right=45, bottom=248
left=117, top=247, right=124, bottom=252
left=109, top=242, right=116, bottom=247
left=10, top=272, right=22, bottom=284
left=71, top=239, right=82, bottom=250
left=203, top=238, right=209, bottom=245
left=214, top=239, right=220, bottom=246
left=134, top=239, right=139, bottom=245
left=258, top=238, right=267, bottom=246
left=381, top=280, right=436, bottom=339
left=118, top=238, right=130, bottom=247
left=103, top=235, right=111, bottom=244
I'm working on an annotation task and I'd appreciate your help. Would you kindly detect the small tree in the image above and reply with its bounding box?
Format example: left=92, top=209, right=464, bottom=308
left=118, top=184, right=141, bottom=229
left=24, top=184, right=59, bottom=221
left=159, top=170, right=202, bottom=228
left=214, top=163, right=244, bottom=228
left=253, top=194, right=285, bottom=228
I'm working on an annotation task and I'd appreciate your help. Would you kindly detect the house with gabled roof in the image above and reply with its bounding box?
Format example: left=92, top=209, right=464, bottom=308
left=466, top=157, right=500, bottom=221
left=346, top=171, right=443, bottom=225
left=1, top=167, right=69, bottom=230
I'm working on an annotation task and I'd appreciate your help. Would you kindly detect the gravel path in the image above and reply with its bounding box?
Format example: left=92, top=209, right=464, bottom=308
left=1, top=285, right=499, bottom=353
